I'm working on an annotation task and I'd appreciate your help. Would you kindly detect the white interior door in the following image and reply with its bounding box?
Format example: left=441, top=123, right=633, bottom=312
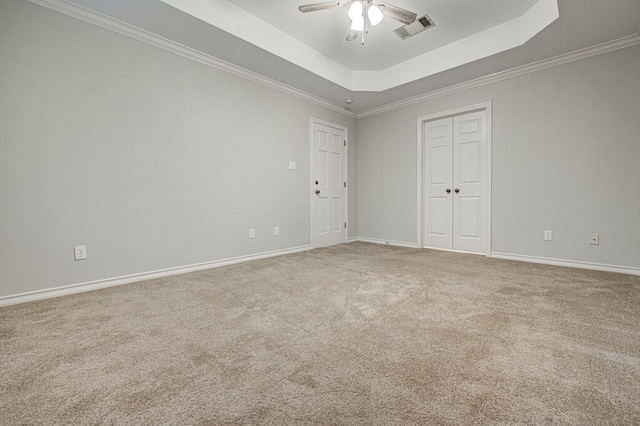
left=312, top=121, right=346, bottom=248
left=423, top=110, right=487, bottom=254
left=453, top=111, right=487, bottom=252
left=424, top=117, right=453, bottom=249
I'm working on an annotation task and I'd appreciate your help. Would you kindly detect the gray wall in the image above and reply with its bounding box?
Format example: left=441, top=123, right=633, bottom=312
left=358, top=45, right=640, bottom=268
left=1, top=1, right=638, bottom=301
left=0, top=0, right=357, bottom=298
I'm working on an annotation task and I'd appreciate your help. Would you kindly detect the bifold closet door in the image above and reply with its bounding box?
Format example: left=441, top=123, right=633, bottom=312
left=424, top=110, right=487, bottom=253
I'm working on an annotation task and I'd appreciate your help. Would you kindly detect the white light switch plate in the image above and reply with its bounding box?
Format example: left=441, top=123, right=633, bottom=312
left=288, top=161, right=296, bottom=170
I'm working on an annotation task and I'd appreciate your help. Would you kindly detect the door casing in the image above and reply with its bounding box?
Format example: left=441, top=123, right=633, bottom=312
left=416, top=102, right=492, bottom=255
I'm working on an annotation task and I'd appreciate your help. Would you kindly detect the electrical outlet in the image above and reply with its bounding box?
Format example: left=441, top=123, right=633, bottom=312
left=274, top=227, right=280, bottom=236
left=589, top=233, right=599, bottom=245
left=74, top=245, right=87, bottom=260
left=249, top=229, right=255, bottom=239
left=544, top=230, right=552, bottom=241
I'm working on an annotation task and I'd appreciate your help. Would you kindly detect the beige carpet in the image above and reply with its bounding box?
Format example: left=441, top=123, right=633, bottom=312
left=1, top=242, right=640, bottom=425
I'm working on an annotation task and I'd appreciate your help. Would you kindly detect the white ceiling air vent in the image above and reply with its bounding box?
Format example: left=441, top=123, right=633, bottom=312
left=394, top=14, right=435, bottom=40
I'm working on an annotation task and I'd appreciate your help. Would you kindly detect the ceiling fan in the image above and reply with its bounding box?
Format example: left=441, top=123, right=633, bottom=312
left=298, top=1, right=418, bottom=44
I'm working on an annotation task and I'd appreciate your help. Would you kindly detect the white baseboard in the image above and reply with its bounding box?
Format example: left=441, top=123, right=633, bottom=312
left=0, top=245, right=312, bottom=307
left=422, top=246, right=485, bottom=255
left=348, top=240, right=639, bottom=275
left=6, top=245, right=634, bottom=307
left=491, top=252, right=640, bottom=276
left=352, top=237, right=418, bottom=249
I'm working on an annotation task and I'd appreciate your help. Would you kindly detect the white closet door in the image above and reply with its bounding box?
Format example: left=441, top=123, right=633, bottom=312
left=453, top=111, right=487, bottom=253
left=423, top=117, right=453, bottom=249
left=423, top=110, right=487, bottom=254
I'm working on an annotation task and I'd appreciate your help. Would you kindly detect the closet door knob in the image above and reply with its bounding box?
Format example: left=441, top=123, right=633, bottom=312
left=315, top=190, right=321, bottom=195
left=446, top=188, right=451, bottom=193
left=454, top=188, right=460, bottom=193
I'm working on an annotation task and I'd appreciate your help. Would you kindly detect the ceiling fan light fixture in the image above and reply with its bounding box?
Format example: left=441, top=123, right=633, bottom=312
left=367, top=4, right=383, bottom=26
left=350, top=15, right=364, bottom=31
left=347, top=1, right=364, bottom=21
left=298, top=0, right=418, bottom=45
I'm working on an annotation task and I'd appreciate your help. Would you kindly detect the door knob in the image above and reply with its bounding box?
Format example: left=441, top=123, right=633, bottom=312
left=446, top=188, right=451, bottom=193
left=315, top=180, right=319, bottom=185
left=454, top=188, right=460, bottom=193
left=315, top=190, right=321, bottom=195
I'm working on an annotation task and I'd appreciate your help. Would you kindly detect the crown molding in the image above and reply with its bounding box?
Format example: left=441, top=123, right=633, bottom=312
left=351, top=0, right=558, bottom=91
left=21, top=0, right=640, bottom=120
left=357, top=32, right=640, bottom=118
left=160, top=0, right=558, bottom=92
left=27, top=0, right=357, bottom=119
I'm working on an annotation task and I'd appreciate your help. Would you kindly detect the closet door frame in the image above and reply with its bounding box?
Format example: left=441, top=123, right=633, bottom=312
left=416, top=102, right=492, bottom=256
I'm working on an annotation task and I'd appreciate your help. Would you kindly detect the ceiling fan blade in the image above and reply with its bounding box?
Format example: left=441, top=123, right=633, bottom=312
left=379, top=2, right=417, bottom=25
left=299, top=1, right=348, bottom=13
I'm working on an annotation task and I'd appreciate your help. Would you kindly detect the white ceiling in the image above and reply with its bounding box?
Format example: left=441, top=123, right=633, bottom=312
left=158, top=0, right=559, bottom=91
left=227, top=0, right=540, bottom=71
left=56, top=0, right=640, bottom=113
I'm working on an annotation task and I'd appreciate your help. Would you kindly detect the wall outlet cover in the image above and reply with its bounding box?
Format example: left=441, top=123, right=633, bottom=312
left=74, top=245, right=87, bottom=260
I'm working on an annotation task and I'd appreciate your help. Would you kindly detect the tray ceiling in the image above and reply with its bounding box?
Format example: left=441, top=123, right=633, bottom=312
left=39, top=0, right=640, bottom=113
left=160, top=0, right=559, bottom=91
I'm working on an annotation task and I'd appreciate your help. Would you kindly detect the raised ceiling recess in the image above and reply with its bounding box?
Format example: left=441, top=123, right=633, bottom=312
left=159, top=0, right=558, bottom=92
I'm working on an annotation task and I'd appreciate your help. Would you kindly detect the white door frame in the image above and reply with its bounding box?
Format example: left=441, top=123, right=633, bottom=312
left=310, top=117, right=348, bottom=249
left=416, top=102, right=492, bottom=256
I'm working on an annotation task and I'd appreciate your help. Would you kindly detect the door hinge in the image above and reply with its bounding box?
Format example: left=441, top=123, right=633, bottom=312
left=343, top=140, right=346, bottom=147
left=344, top=182, right=347, bottom=188
left=344, top=222, right=347, bottom=229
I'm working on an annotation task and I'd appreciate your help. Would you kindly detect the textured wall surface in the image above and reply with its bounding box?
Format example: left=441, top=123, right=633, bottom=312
left=0, top=0, right=357, bottom=297
left=2, top=0, right=638, bottom=300
left=358, top=45, right=640, bottom=268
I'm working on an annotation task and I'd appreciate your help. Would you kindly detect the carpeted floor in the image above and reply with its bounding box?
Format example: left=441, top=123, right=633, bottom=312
left=1, top=242, right=640, bottom=425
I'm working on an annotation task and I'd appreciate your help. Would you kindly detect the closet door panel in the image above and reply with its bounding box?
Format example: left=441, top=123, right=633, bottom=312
left=453, top=111, right=487, bottom=253
left=423, top=117, right=453, bottom=249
